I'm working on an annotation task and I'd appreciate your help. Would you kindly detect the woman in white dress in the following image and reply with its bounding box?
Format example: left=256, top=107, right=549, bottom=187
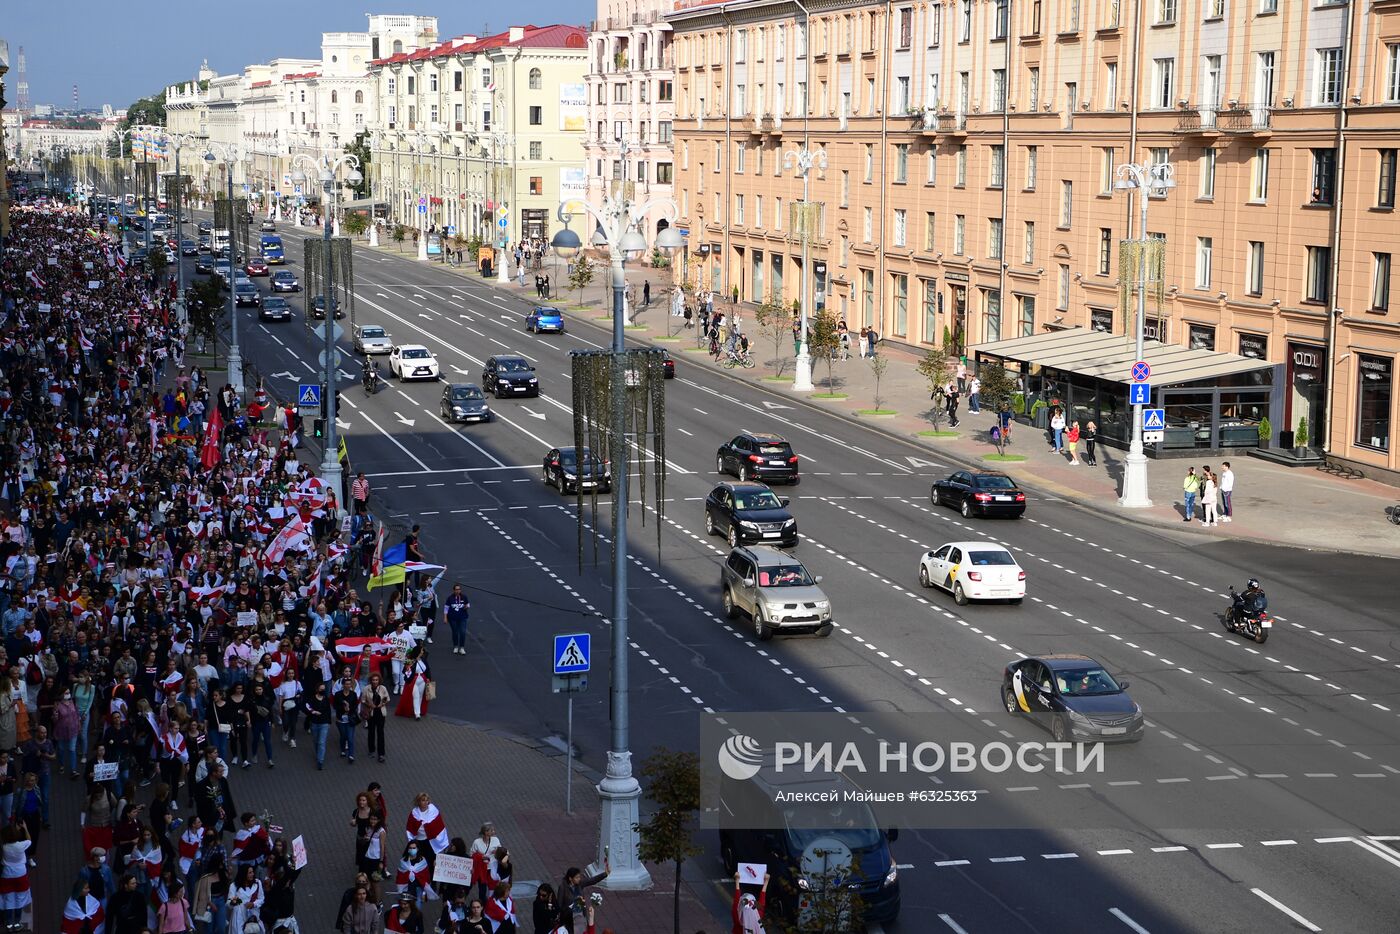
left=0, top=824, right=32, bottom=931
left=227, top=864, right=265, bottom=934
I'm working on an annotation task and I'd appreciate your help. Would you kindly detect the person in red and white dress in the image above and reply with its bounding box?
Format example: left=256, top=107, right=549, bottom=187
left=405, top=794, right=450, bottom=854
left=0, top=824, right=33, bottom=931
left=482, top=882, right=517, bottom=933
left=61, top=880, right=105, bottom=934
left=395, top=842, right=435, bottom=905
left=384, top=892, right=424, bottom=934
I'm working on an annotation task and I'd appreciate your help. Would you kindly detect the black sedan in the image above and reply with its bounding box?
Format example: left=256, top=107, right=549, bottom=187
left=930, top=471, right=1026, bottom=518
left=197, top=221, right=212, bottom=234
left=704, top=481, right=797, bottom=548
left=258, top=295, right=292, bottom=322
left=271, top=270, right=300, bottom=292
left=194, top=255, right=215, bottom=275
left=716, top=433, right=799, bottom=484
left=1002, top=654, right=1144, bottom=744
left=180, top=239, right=200, bottom=256
left=482, top=356, right=539, bottom=397
left=440, top=384, right=492, bottom=423
left=543, top=447, right=611, bottom=494
left=310, top=295, right=344, bottom=319
left=661, top=349, right=675, bottom=379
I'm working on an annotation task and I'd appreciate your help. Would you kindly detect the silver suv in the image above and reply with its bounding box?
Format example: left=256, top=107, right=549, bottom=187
left=721, top=546, right=833, bottom=641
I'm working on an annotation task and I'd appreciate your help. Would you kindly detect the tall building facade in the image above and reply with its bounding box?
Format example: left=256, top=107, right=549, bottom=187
left=670, top=0, right=1400, bottom=477
left=584, top=0, right=677, bottom=227
left=367, top=24, right=589, bottom=244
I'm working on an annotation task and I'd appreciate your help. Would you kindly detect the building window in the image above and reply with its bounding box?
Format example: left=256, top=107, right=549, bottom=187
left=1105, top=62, right=1118, bottom=109
left=528, top=68, right=542, bottom=90
left=734, top=83, right=746, bottom=116
left=955, top=146, right=967, bottom=187
left=386, top=77, right=395, bottom=94
left=1028, top=67, right=1040, bottom=110
left=1357, top=355, right=1394, bottom=450
left=529, top=176, right=543, bottom=195
left=735, top=194, right=745, bottom=225
left=1059, top=180, right=1073, bottom=228
left=1250, top=148, right=1270, bottom=201
left=1200, top=148, right=1216, bottom=199
left=864, top=145, right=874, bottom=182
left=893, top=274, right=909, bottom=336
left=655, top=162, right=671, bottom=184
left=524, top=141, right=540, bottom=160
left=736, top=142, right=746, bottom=174
left=1023, top=220, right=1035, bottom=264
left=755, top=195, right=764, bottom=228
left=1238, top=333, right=1267, bottom=359
left=897, top=76, right=911, bottom=114
left=925, top=212, right=937, bottom=250
left=923, top=279, right=939, bottom=342
left=1188, top=324, right=1216, bottom=351
left=1379, top=149, right=1397, bottom=208
left=863, top=206, right=873, bottom=242
left=988, top=145, right=1005, bottom=189
left=862, top=269, right=875, bottom=325
left=1099, top=147, right=1116, bottom=194
left=984, top=288, right=1002, bottom=341
left=894, top=209, right=908, bottom=247
left=840, top=170, right=850, bottom=206
left=526, top=105, right=541, bottom=126
left=1247, top=241, right=1265, bottom=295
left=953, top=215, right=966, bottom=254
left=1388, top=45, right=1400, bottom=102
left=991, top=69, right=1006, bottom=111
left=1374, top=253, right=1392, bottom=311
left=1306, top=245, right=1332, bottom=303
left=1153, top=58, right=1175, bottom=109
left=1025, top=146, right=1038, bottom=190
left=1260, top=0, right=1277, bottom=11
left=1030, top=0, right=1043, bottom=34
left=1091, top=308, right=1114, bottom=333
left=1316, top=48, right=1343, bottom=105
left=1057, top=264, right=1071, bottom=310
left=927, top=149, right=938, bottom=185
left=987, top=218, right=1003, bottom=259
left=774, top=197, right=783, bottom=229
left=1196, top=236, right=1213, bottom=288
left=839, top=235, right=849, bottom=267
left=960, top=0, right=973, bottom=41
left=930, top=3, right=944, bottom=46
left=895, top=144, right=909, bottom=183
left=388, top=105, right=397, bottom=124
left=1018, top=294, right=1035, bottom=336
left=429, top=73, right=439, bottom=92
left=1312, top=149, right=1337, bottom=204
left=404, top=78, right=413, bottom=96
left=429, top=104, right=439, bottom=123
left=1098, top=228, right=1112, bottom=275
left=1157, top=0, right=1176, bottom=23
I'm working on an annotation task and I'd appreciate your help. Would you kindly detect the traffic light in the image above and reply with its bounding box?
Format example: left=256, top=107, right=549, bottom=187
left=312, top=418, right=326, bottom=439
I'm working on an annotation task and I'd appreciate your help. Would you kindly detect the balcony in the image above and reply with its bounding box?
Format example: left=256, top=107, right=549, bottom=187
left=1176, top=103, right=1271, bottom=136
left=938, top=112, right=968, bottom=136
left=1174, top=106, right=1222, bottom=137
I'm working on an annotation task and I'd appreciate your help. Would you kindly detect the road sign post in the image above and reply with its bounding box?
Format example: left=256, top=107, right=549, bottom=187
left=553, top=634, right=591, bottom=814
left=1129, top=383, right=1152, bottom=406
left=297, top=383, right=322, bottom=417
left=1142, top=408, right=1166, bottom=444
left=1131, top=361, right=1151, bottom=382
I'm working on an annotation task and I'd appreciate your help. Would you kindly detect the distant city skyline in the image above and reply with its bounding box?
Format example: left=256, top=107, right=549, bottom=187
left=4, top=1, right=585, bottom=111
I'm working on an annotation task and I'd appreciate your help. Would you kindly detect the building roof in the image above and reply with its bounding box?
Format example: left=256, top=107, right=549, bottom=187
left=970, top=327, right=1274, bottom=386
left=282, top=72, right=321, bottom=81
left=368, top=24, right=586, bottom=66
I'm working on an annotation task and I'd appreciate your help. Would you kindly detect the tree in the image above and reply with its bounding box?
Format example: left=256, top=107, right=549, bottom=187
left=770, top=847, right=866, bottom=934
left=342, top=213, right=369, bottom=237
left=869, top=354, right=890, bottom=411
left=808, top=308, right=841, bottom=394
left=392, top=225, right=407, bottom=251
left=752, top=291, right=791, bottom=377
left=148, top=248, right=168, bottom=281
left=916, top=348, right=955, bottom=431
left=635, top=749, right=703, bottom=934
left=569, top=256, right=596, bottom=308
left=343, top=132, right=372, bottom=198
left=976, top=364, right=1018, bottom=455
left=186, top=278, right=222, bottom=353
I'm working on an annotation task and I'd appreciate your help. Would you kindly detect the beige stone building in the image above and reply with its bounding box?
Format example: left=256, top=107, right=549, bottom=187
left=669, top=0, right=1400, bottom=477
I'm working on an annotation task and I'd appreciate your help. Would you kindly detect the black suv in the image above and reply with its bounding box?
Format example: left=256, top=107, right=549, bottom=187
left=716, top=433, right=799, bottom=484
left=483, top=355, right=539, bottom=397
left=704, top=482, right=797, bottom=548
left=543, top=447, right=611, bottom=494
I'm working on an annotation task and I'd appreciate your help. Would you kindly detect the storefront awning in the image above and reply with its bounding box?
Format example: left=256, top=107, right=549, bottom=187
left=341, top=197, right=386, bottom=211
left=971, top=328, right=1272, bottom=385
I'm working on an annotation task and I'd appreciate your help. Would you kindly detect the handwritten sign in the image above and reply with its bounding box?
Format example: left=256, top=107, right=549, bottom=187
left=737, top=862, right=767, bottom=885
left=87, top=280, right=102, bottom=290
left=236, top=611, right=258, bottom=628
left=92, top=762, right=119, bottom=782
left=408, top=625, right=428, bottom=641
left=431, top=853, right=473, bottom=886
left=292, top=835, right=308, bottom=870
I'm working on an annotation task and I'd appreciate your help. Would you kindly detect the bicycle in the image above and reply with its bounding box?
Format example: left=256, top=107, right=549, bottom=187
left=721, top=349, right=756, bottom=369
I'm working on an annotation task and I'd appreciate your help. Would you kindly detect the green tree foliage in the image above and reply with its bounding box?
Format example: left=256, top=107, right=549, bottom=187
left=343, top=132, right=371, bottom=198
left=186, top=278, right=223, bottom=350
left=342, top=213, right=369, bottom=237
left=808, top=308, right=841, bottom=393
left=569, top=257, right=596, bottom=307
left=392, top=225, right=407, bottom=251
left=916, top=348, right=954, bottom=430
left=752, top=291, right=791, bottom=377
left=976, top=364, right=1018, bottom=454
left=635, top=749, right=703, bottom=934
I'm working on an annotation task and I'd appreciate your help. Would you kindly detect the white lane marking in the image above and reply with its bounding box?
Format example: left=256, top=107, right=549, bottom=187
left=339, top=397, right=430, bottom=471
left=1109, top=908, right=1153, bottom=934
left=1250, top=889, right=1321, bottom=932
left=938, top=914, right=970, bottom=934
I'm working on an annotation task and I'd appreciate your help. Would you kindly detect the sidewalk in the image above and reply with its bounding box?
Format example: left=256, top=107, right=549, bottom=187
left=381, top=240, right=1400, bottom=559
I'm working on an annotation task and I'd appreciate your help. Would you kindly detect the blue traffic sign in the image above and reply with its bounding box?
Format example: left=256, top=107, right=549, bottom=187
left=1131, top=361, right=1151, bottom=382
left=1129, top=383, right=1152, bottom=406
left=553, top=633, right=591, bottom=675
left=418, top=204, right=427, bottom=214
left=1143, top=408, right=1166, bottom=431
left=498, top=217, right=509, bottom=228
left=297, top=383, right=323, bottom=407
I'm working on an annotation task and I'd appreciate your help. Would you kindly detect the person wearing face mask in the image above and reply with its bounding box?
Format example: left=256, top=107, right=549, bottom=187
left=396, top=843, right=434, bottom=905
left=52, top=686, right=83, bottom=779
left=304, top=682, right=333, bottom=771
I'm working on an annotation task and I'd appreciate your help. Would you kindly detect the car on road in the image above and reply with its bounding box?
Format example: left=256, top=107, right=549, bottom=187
left=704, top=481, right=797, bottom=548
left=234, top=281, right=261, bottom=307
left=440, top=384, right=492, bottom=423
left=197, top=235, right=212, bottom=253
left=271, top=270, right=300, bottom=292
left=661, top=349, right=675, bottom=379
left=197, top=221, right=212, bottom=235
left=542, top=447, right=611, bottom=494
left=258, top=295, right=292, bottom=322
left=244, top=257, right=269, bottom=277
left=720, top=545, right=831, bottom=640
left=525, top=306, right=565, bottom=333
left=716, top=432, right=799, bottom=484
left=353, top=324, right=393, bottom=355
left=1002, top=654, right=1144, bottom=744
left=918, top=541, right=1025, bottom=605
left=310, top=295, right=344, bottom=319
left=194, top=255, right=215, bottom=275
left=259, top=218, right=277, bottom=232
left=388, top=344, right=440, bottom=381
left=482, top=356, right=539, bottom=397
left=930, top=470, right=1026, bottom=518
left=180, top=239, right=200, bottom=256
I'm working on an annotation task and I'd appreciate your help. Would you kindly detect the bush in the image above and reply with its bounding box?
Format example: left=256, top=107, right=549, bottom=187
left=1257, top=416, right=1271, bottom=442
left=1295, top=416, right=1309, bottom=447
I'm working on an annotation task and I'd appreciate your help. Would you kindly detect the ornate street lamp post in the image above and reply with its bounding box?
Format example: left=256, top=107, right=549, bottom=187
left=782, top=145, right=827, bottom=393
left=203, top=142, right=245, bottom=394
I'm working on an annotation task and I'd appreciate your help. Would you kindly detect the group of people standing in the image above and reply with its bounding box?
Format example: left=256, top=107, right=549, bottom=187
left=1182, top=463, right=1236, bottom=525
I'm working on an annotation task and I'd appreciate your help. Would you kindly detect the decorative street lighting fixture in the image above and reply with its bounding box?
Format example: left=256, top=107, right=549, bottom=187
left=782, top=145, right=828, bottom=393
left=203, top=142, right=245, bottom=394
left=292, top=152, right=362, bottom=516
left=1113, top=159, right=1176, bottom=509
left=551, top=185, right=683, bottom=893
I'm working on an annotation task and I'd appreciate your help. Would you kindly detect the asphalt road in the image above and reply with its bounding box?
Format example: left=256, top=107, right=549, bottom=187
left=174, top=216, right=1400, bottom=933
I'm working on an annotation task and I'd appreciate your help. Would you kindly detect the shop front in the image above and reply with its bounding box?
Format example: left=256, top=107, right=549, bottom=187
left=971, top=328, right=1283, bottom=456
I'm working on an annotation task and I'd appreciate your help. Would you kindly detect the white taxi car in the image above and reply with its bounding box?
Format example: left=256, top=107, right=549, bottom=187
left=389, top=344, right=440, bottom=381
left=918, top=541, right=1025, bottom=605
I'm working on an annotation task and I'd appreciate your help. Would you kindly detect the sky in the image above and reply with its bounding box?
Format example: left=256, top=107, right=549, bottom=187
left=3, top=1, right=586, bottom=111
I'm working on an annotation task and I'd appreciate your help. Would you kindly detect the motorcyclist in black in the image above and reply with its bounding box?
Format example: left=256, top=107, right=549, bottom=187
left=1233, top=578, right=1268, bottom=620
left=362, top=357, right=380, bottom=392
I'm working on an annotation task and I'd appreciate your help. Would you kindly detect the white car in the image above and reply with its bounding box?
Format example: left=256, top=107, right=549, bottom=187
left=354, top=324, right=393, bottom=355
left=918, top=541, right=1025, bottom=605
left=389, top=344, right=440, bottom=381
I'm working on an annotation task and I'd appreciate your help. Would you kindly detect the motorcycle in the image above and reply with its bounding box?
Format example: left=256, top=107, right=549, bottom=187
left=363, top=368, right=381, bottom=395
left=1225, top=586, right=1271, bottom=644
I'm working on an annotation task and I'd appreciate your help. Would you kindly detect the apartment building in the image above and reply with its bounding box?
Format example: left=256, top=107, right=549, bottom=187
left=670, top=0, right=1400, bottom=478
left=584, top=0, right=677, bottom=226
left=368, top=24, right=589, bottom=244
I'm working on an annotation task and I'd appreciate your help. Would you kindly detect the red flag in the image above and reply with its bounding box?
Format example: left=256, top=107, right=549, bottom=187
left=200, top=405, right=224, bottom=470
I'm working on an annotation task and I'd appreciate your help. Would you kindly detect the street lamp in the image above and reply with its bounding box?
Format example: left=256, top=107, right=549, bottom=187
left=292, top=152, right=362, bottom=517
left=1113, top=159, right=1176, bottom=509
left=550, top=189, right=682, bottom=892
left=413, top=132, right=430, bottom=261
left=782, top=145, right=827, bottom=393
left=204, top=142, right=245, bottom=394
left=164, top=131, right=198, bottom=327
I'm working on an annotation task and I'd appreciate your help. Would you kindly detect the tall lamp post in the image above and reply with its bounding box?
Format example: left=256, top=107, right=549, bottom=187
left=490, top=130, right=512, bottom=283
left=551, top=192, right=683, bottom=892
left=1113, top=159, right=1175, bottom=509
left=782, top=145, right=827, bottom=393
left=292, top=152, right=362, bottom=516
left=204, top=142, right=246, bottom=394
left=166, top=132, right=195, bottom=327
left=414, top=131, right=429, bottom=261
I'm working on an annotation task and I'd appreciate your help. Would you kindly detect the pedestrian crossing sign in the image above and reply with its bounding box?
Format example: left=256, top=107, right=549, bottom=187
left=553, top=633, right=591, bottom=674
left=297, top=383, right=322, bottom=407
left=1143, top=409, right=1166, bottom=431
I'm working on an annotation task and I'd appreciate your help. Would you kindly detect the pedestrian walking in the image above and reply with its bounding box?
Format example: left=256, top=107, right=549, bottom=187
left=643, top=280, right=651, bottom=307
left=998, top=402, right=1013, bottom=446
left=1219, top=461, right=1234, bottom=522
left=1049, top=408, right=1067, bottom=452
left=1065, top=421, right=1081, bottom=465
left=444, top=585, right=471, bottom=655
left=334, top=678, right=360, bottom=764
left=968, top=375, right=981, bottom=413
left=857, top=327, right=870, bottom=358
left=1202, top=466, right=1219, bottom=527
left=1082, top=422, right=1098, bottom=466
left=945, top=381, right=961, bottom=428
left=1182, top=466, right=1201, bottom=522
left=362, top=673, right=390, bottom=763
left=305, top=682, right=332, bottom=771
